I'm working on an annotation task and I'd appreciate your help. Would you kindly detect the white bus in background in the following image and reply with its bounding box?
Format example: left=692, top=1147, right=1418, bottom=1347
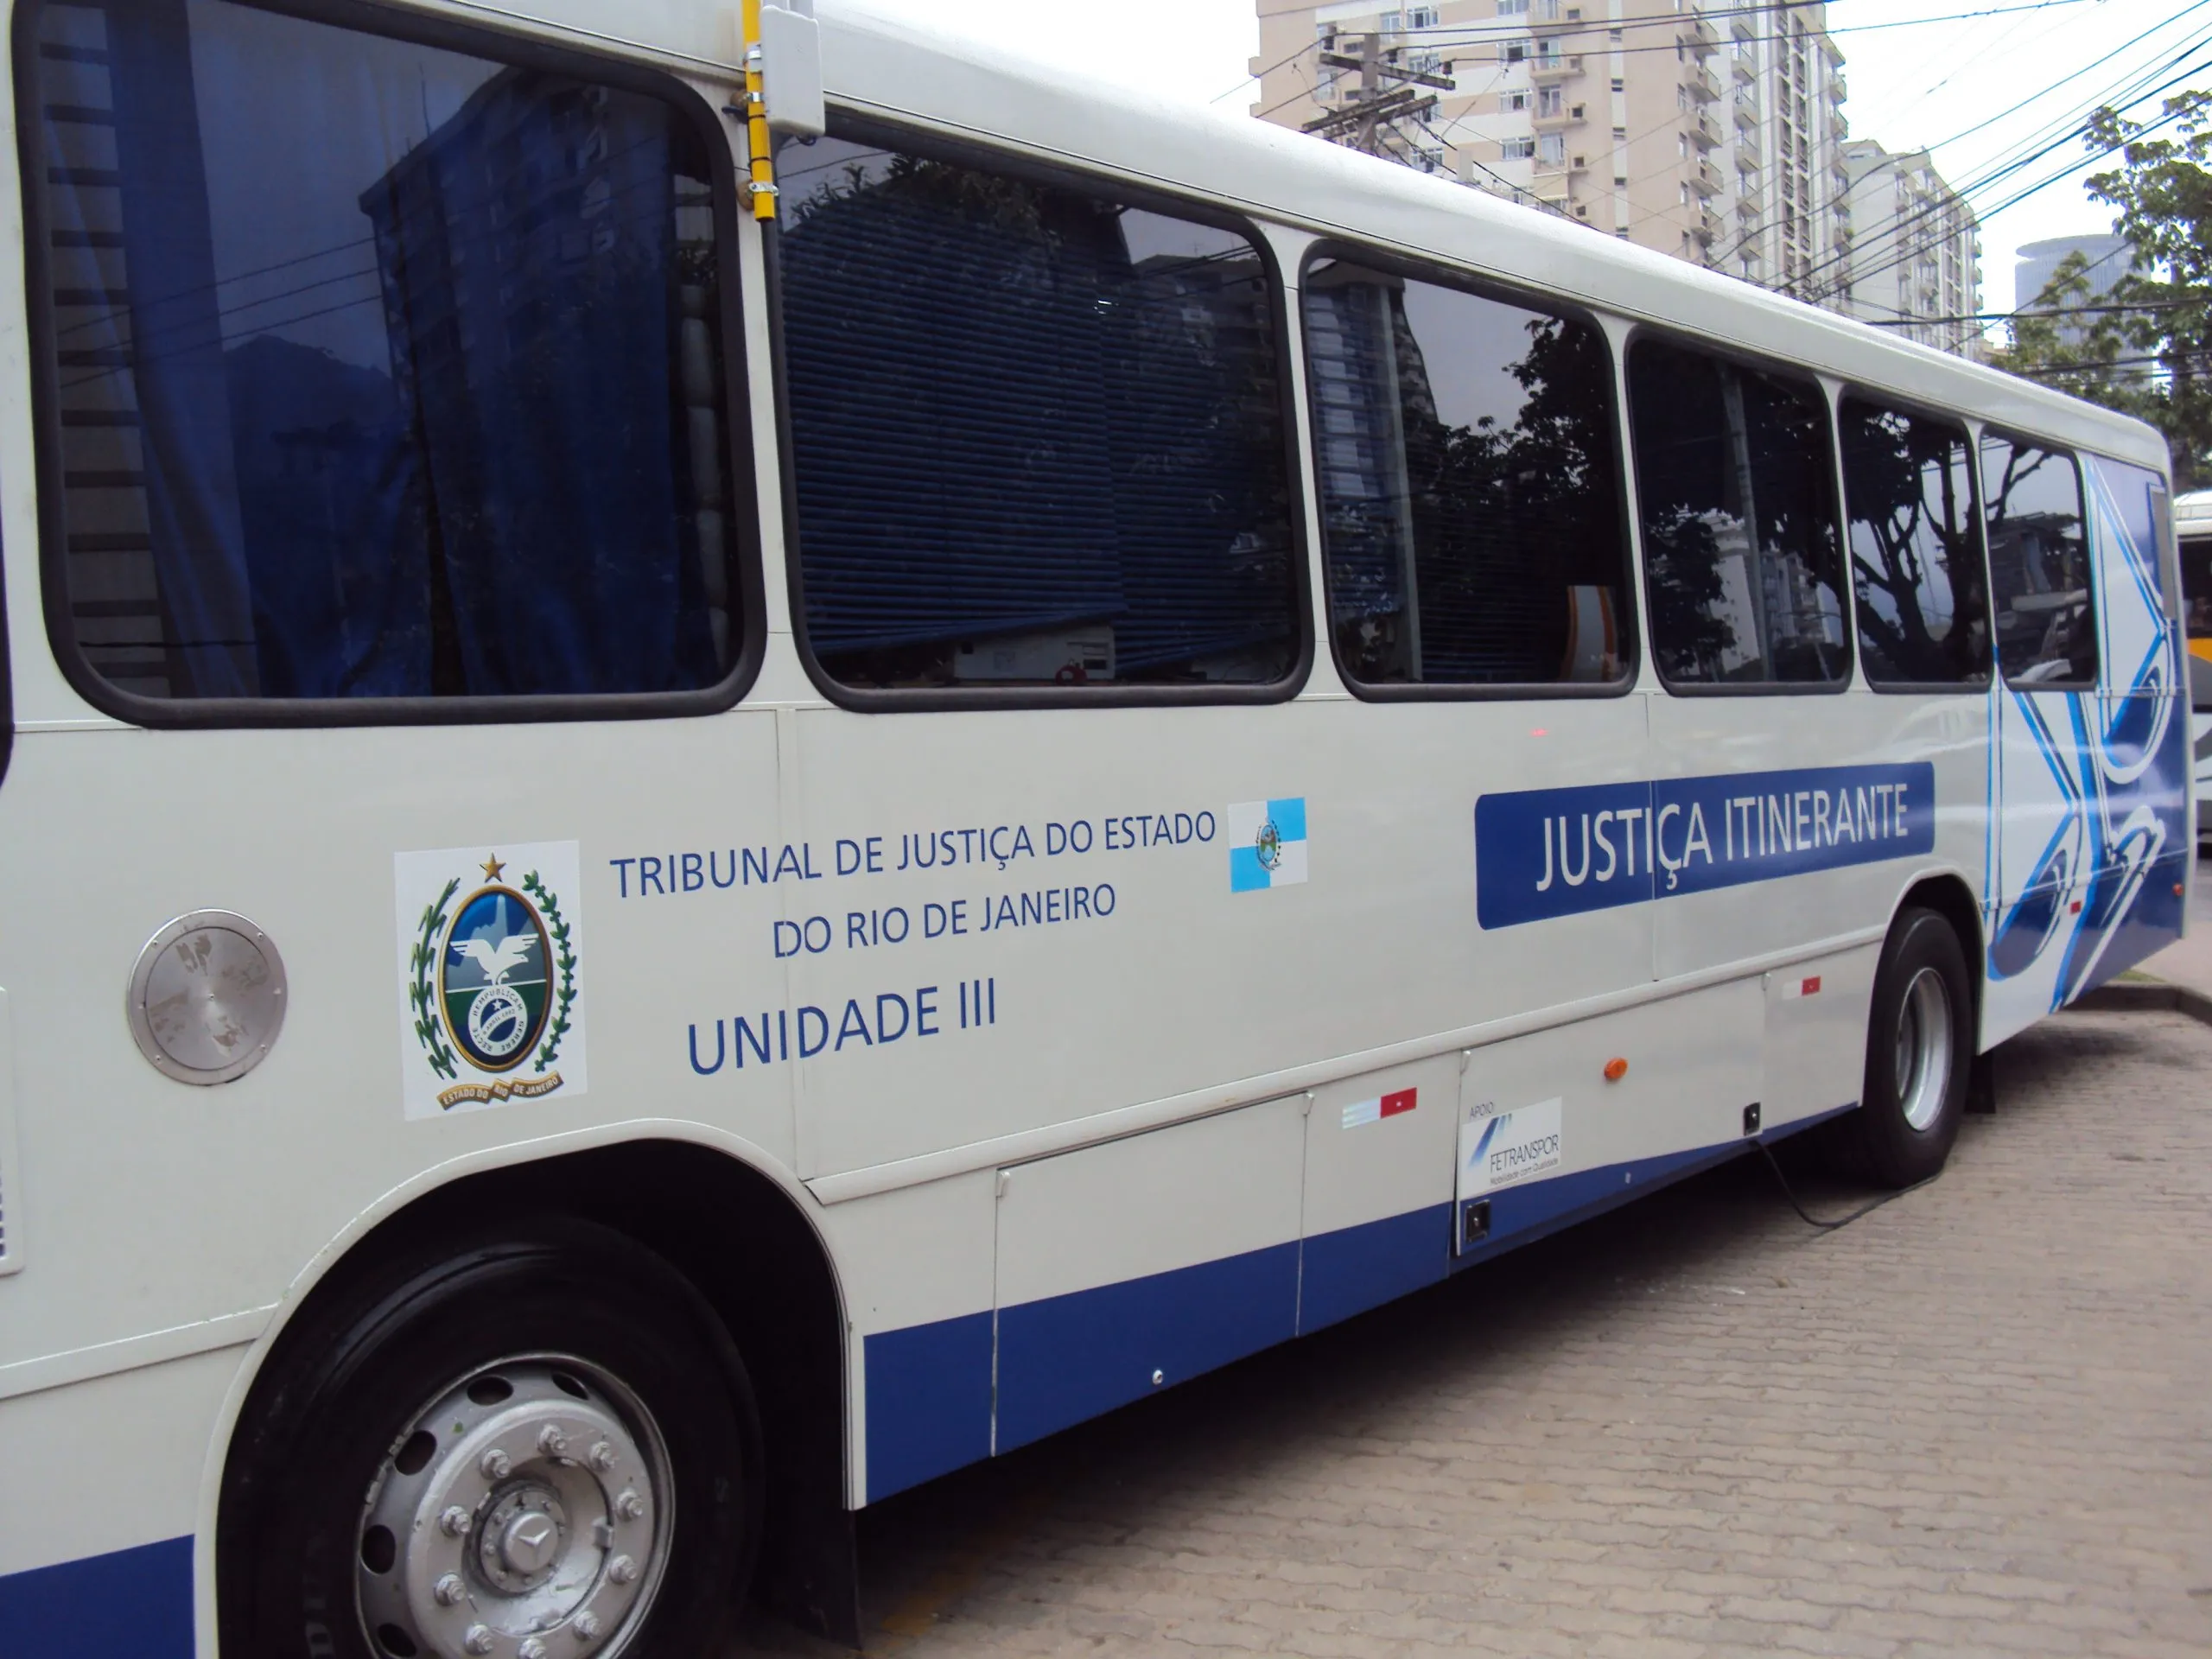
left=0, top=1, right=2190, bottom=1655
left=2174, top=489, right=2212, bottom=842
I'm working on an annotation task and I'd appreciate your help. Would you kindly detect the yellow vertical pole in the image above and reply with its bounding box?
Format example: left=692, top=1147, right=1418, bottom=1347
left=742, top=0, right=777, bottom=220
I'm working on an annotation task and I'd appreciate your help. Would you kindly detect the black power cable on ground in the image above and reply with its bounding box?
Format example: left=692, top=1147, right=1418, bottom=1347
left=1754, top=1139, right=1941, bottom=1230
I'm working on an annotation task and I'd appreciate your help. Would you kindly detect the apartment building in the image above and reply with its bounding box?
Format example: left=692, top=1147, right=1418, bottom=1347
left=1838, top=142, right=1983, bottom=355
left=1252, top=0, right=1856, bottom=304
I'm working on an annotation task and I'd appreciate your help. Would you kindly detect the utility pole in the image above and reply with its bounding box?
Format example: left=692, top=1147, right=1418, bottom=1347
left=1300, top=33, right=1452, bottom=168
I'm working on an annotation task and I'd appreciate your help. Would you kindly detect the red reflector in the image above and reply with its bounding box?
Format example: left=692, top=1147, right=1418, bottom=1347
left=2069, top=899, right=2082, bottom=914
left=1603, top=1057, right=1629, bottom=1082
left=1379, top=1088, right=1417, bottom=1118
left=1802, top=976, right=1821, bottom=995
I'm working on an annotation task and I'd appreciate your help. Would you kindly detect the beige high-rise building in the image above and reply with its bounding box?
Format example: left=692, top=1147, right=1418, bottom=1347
left=1252, top=1, right=1856, bottom=304
left=1839, top=142, right=1983, bottom=355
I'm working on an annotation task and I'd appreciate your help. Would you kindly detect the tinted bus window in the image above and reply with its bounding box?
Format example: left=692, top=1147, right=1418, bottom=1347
left=1626, top=340, right=1847, bottom=687
left=28, top=0, right=738, bottom=703
left=2180, top=531, right=2212, bottom=711
left=1301, top=258, right=1630, bottom=688
left=779, top=136, right=1300, bottom=691
left=1839, top=400, right=1990, bottom=688
left=1981, top=436, right=2094, bottom=687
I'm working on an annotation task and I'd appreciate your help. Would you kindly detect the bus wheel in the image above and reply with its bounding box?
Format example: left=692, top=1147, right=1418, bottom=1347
left=1845, top=906, right=1971, bottom=1189
left=222, top=1221, right=759, bottom=1659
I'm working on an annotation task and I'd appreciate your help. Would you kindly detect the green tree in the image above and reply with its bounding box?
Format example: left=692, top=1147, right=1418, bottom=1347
left=1996, top=90, right=2212, bottom=486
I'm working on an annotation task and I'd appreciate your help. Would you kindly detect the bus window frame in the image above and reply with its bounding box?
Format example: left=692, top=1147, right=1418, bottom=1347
left=1833, top=385, right=1993, bottom=697
left=1618, top=323, right=1854, bottom=698
left=10, top=0, right=767, bottom=729
left=1294, top=238, right=1640, bottom=704
left=1978, top=424, right=2097, bottom=694
left=765, top=111, right=1315, bottom=714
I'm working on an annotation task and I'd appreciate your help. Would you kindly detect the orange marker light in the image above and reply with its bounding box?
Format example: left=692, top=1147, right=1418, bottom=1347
left=1603, top=1057, right=1629, bottom=1083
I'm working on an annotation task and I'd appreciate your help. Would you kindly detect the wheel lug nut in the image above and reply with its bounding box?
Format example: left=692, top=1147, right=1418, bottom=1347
left=537, top=1424, right=567, bottom=1455
left=520, top=1641, right=549, bottom=1659
left=588, top=1441, right=615, bottom=1473
left=480, top=1448, right=512, bottom=1480
left=607, top=1554, right=638, bottom=1585
left=440, top=1506, right=474, bottom=1538
left=434, top=1573, right=466, bottom=1606
left=573, top=1611, right=602, bottom=1639
left=464, top=1626, right=496, bottom=1656
left=614, top=1490, right=645, bottom=1522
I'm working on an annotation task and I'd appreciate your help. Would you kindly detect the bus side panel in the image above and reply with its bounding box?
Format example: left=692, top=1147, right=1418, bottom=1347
left=818, top=1169, right=999, bottom=1505
left=0, top=1346, right=245, bottom=1657
left=993, top=1096, right=1306, bottom=1455
left=1983, top=454, right=2187, bottom=1041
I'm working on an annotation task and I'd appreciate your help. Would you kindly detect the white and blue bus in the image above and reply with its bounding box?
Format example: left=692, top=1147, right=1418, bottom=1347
left=0, top=2, right=2190, bottom=1655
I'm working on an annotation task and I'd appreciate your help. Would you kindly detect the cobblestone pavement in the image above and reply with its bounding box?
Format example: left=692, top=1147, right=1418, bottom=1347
left=739, top=1008, right=2212, bottom=1658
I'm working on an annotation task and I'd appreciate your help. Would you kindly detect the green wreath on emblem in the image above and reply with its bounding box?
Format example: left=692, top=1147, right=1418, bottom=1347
left=409, top=878, right=462, bottom=1081
left=520, top=869, right=577, bottom=1074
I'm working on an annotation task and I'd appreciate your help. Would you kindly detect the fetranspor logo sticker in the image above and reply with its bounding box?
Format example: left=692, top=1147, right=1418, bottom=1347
left=1458, top=1097, right=1563, bottom=1198
left=396, top=842, right=588, bottom=1117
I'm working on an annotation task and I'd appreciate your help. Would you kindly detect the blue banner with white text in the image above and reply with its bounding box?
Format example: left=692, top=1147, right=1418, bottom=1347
left=1474, top=763, right=1936, bottom=929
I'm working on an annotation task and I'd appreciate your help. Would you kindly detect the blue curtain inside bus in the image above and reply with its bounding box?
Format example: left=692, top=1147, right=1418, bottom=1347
left=53, top=0, right=725, bottom=699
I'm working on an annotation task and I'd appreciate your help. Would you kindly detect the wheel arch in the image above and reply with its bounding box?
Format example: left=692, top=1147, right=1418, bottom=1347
left=1891, top=869, right=1986, bottom=1048
left=207, top=1128, right=856, bottom=1649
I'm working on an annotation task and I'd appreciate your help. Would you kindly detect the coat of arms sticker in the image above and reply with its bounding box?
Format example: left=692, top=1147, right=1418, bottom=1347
left=394, top=842, right=588, bottom=1118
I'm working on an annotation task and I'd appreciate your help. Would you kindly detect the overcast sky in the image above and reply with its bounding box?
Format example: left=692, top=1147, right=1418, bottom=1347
left=858, top=0, right=2212, bottom=317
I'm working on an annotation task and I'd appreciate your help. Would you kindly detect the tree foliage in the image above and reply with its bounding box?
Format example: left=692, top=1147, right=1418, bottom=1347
left=1993, top=90, right=2212, bottom=487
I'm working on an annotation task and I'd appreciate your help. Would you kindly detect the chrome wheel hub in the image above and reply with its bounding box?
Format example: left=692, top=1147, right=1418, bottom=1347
left=1895, top=966, right=1954, bottom=1133
left=356, top=1358, right=670, bottom=1659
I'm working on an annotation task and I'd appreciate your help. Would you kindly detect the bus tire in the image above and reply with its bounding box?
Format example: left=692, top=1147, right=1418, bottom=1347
left=1844, top=906, right=1971, bottom=1189
left=220, top=1219, right=760, bottom=1659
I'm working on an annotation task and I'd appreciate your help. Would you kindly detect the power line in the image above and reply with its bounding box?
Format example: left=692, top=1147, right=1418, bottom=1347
left=1779, top=28, right=2212, bottom=306
left=1707, top=3, right=2212, bottom=276
left=1802, top=57, right=2212, bottom=306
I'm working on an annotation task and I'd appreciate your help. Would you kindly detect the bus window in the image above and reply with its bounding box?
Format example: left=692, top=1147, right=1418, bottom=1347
left=1625, top=340, right=1848, bottom=687
left=1839, top=400, right=1991, bottom=690
left=1300, top=257, right=1631, bottom=690
left=778, top=134, right=1300, bottom=693
left=27, top=0, right=740, bottom=708
left=2180, top=531, right=2212, bottom=712
left=1981, top=435, right=2095, bottom=688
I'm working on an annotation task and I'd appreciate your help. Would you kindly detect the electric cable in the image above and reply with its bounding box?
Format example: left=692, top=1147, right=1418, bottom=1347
left=1755, top=1139, right=1940, bottom=1230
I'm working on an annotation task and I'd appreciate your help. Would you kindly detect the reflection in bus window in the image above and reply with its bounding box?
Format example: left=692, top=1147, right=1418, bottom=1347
left=1626, top=341, right=1848, bottom=687
left=30, top=0, right=737, bottom=702
left=1300, top=260, right=1630, bottom=688
left=1839, top=401, right=1990, bottom=689
left=778, top=137, right=1299, bottom=691
left=1981, top=436, right=2094, bottom=687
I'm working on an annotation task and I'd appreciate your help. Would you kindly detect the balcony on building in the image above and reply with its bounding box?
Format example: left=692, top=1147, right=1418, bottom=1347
left=1732, top=86, right=1758, bottom=129
left=1679, top=10, right=1719, bottom=55
left=1687, top=108, right=1722, bottom=149
left=1532, top=100, right=1587, bottom=130
left=1530, top=49, right=1584, bottom=80
left=1692, top=206, right=1720, bottom=245
left=1689, top=158, right=1723, bottom=197
left=1736, top=123, right=1761, bottom=164
left=1683, top=61, right=1722, bottom=104
left=1827, top=71, right=1847, bottom=105
left=1731, top=47, right=1756, bottom=85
